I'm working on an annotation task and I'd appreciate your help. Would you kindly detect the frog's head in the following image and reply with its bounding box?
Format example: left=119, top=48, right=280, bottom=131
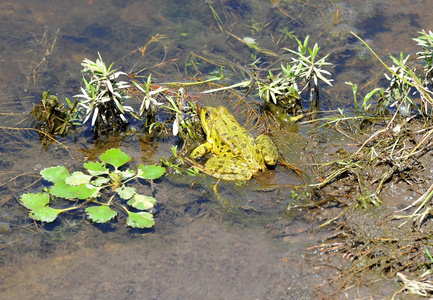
left=199, top=106, right=217, bottom=136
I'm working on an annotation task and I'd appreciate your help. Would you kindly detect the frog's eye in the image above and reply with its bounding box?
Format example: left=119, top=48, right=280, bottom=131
left=204, top=111, right=210, bottom=119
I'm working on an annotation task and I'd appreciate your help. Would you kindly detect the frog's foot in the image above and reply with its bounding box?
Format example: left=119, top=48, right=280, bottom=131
left=255, top=135, right=278, bottom=166
left=203, top=157, right=253, bottom=181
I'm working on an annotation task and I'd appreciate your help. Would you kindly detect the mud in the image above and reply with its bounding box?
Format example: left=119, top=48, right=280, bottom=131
left=0, top=217, right=322, bottom=300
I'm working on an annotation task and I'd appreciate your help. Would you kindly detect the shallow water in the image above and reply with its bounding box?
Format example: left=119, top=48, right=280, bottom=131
left=0, top=0, right=431, bottom=299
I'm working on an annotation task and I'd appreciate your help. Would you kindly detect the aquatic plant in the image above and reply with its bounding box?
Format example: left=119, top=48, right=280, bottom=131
left=75, top=53, right=133, bottom=134
left=30, top=90, right=77, bottom=139
left=164, top=88, right=201, bottom=143
left=258, top=36, right=333, bottom=114
left=286, top=36, right=333, bottom=111
left=132, top=74, right=166, bottom=122
left=351, top=31, right=433, bottom=118
left=19, top=148, right=165, bottom=229
left=258, top=63, right=302, bottom=116
left=414, top=29, right=433, bottom=84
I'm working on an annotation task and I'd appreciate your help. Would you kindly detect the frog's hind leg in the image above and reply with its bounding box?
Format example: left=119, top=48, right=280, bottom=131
left=203, top=157, right=253, bottom=181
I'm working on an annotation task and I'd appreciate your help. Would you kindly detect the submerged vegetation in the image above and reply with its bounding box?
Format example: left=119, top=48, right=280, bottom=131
left=30, top=90, right=76, bottom=140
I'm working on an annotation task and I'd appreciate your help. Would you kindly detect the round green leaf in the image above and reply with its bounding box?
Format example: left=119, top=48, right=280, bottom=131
left=85, top=206, right=117, bottom=223
left=30, top=207, right=60, bottom=223
left=115, top=186, right=136, bottom=200
left=20, top=192, right=50, bottom=210
left=83, top=161, right=109, bottom=176
left=49, top=182, right=98, bottom=200
left=40, top=166, right=70, bottom=183
left=49, top=181, right=79, bottom=199
left=126, top=212, right=155, bottom=228
left=76, top=184, right=99, bottom=200
left=127, top=194, right=156, bottom=210
left=100, top=148, right=131, bottom=169
left=65, top=171, right=92, bottom=186
left=137, top=164, right=166, bottom=180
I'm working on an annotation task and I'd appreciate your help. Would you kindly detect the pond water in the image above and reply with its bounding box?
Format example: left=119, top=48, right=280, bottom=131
left=0, top=0, right=432, bottom=299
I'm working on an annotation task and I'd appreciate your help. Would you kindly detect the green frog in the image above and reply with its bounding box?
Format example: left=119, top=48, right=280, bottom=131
left=190, top=106, right=278, bottom=180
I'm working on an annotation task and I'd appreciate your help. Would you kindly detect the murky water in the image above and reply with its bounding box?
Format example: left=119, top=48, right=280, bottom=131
left=0, top=0, right=431, bottom=299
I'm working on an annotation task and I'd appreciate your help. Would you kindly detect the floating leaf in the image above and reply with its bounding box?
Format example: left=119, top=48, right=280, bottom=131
left=127, top=193, right=156, bottom=210
left=40, top=166, right=70, bottom=183
left=137, top=164, right=166, bottom=180
left=120, top=169, right=136, bottom=180
left=84, top=161, right=109, bottom=176
left=30, top=207, right=60, bottom=223
left=49, top=182, right=98, bottom=200
left=65, top=171, right=92, bottom=186
left=115, top=186, right=136, bottom=200
left=85, top=206, right=117, bottom=223
left=49, top=181, right=79, bottom=199
left=76, top=184, right=99, bottom=199
left=91, top=176, right=110, bottom=187
left=20, top=192, right=50, bottom=210
left=100, top=148, right=131, bottom=169
left=126, top=211, right=155, bottom=228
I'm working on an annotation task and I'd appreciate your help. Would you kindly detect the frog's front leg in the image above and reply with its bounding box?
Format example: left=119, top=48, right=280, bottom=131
left=191, top=142, right=213, bottom=159
left=256, top=135, right=278, bottom=166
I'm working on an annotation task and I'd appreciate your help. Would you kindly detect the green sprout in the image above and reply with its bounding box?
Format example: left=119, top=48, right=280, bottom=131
left=414, top=30, right=433, bottom=83
left=20, top=148, right=165, bottom=229
left=186, top=167, right=200, bottom=176
left=286, top=36, right=333, bottom=111
left=279, top=26, right=297, bottom=41
left=257, top=36, right=332, bottom=115
left=379, top=52, right=417, bottom=116
left=258, top=63, right=301, bottom=115
left=351, top=31, right=433, bottom=118
left=132, top=74, right=167, bottom=118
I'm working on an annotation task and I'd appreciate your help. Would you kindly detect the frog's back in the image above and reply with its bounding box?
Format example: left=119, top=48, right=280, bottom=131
left=214, top=107, right=264, bottom=171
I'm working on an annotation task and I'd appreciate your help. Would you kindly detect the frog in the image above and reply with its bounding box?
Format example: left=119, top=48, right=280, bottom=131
left=190, top=106, right=278, bottom=180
